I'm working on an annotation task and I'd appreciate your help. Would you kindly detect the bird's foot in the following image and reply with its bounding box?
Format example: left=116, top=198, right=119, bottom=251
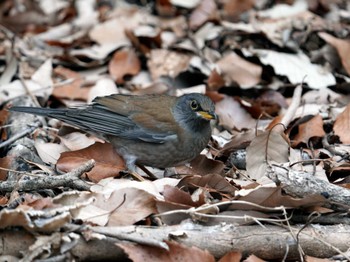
left=120, top=170, right=145, bottom=181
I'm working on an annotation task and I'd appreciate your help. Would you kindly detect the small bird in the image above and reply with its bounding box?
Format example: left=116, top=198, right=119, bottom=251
left=9, top=93, right=217, bottom=172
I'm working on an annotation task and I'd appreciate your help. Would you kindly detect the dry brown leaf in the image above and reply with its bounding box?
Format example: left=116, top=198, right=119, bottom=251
left=305, top=256, right=332, bottom=262
left=207, top=69, right=225, bottom=91
left=53, top=67, right=90, bottom=101
left=57, top=142, right=125, bottom=182
left=333, top=104, right=350, bottom=144
left=219, top=251, right=242, bottom=262
left=236, top=186, right=325, bottom=209
left=243, top=254, right=266, bottom=262
left=162, top=185, right=205, bottom=207
left=216, top=52, right=262, bottom=88
left=175, top=155, right=225, bottom=176
left=0, top=156, right=11, bottom=181
left=118, top=240, right=215, bottom=262
left=222, top=0, right=255, bottom=22
left=0, top=108, right=9, bottom=141
left=292, top=114, right=325, bottom=147
left=106, top=188, right=156, bottom=226
left=246, top=131, right=290, bottom=180
left=177, top=174, right=238, bottom=195
left=73, top=188, right=156, bottom=226
left=156, top=200, right=193, bottom=225
left=108, top=48, right=141, bottom=84
left=319, top=32, right=350, bottom=75
left=126, top=26, right=162, bottom=54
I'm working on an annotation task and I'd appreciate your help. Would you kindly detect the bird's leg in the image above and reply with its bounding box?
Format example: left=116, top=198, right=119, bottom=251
left=124, top=157, right=145, bottom=181
left=136, top=164, right=158, bottom=180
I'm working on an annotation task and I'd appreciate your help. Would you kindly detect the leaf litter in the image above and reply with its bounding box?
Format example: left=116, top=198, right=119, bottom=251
left=0, top=0, right=350, bottom=261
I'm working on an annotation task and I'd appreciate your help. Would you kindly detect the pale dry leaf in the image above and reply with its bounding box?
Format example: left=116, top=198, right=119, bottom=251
left=75, top=188, right=156, bottom=226
left=246, top=131, right=290, bottom=180
left=90, top=178, right=164, bottom=200
left=254, top=49, right=335, bottom=89
left=258, top=0, right=307, bottom=19
left=170, top=0, right=201, bottom=9
left=147, top=49, right=192, bottom=80
left=87, top=77, right=118, bottom=103
left=176, top=85, right=206, bottom=96
left=333, top=104, right=350, bottom=144
left=35, top=141, right=68, bottom=165
left=216, top=52, right=262, bottom=88
left=215, top=95, right=256, bottom=130
left=58, top=132, right=96, bottom=151
left=189, top=0, right=219, bottom=30
left=0, top=59, right=53, bottom=102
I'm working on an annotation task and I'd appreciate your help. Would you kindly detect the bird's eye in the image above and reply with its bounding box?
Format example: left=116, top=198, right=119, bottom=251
left=190, top=100, right=199, bottom=110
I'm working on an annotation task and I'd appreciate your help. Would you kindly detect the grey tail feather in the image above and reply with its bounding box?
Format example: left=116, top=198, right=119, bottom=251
left=9, top=106, right=67, bottom=117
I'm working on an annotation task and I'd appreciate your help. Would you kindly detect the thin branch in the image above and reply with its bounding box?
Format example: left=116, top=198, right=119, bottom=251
left=0, top=160, right=94, bottom=192
left=0, top=122, right=41, bottom=149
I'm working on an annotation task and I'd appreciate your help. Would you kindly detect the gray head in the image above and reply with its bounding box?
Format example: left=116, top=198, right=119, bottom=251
left=173, top=93, right=217, bottom=132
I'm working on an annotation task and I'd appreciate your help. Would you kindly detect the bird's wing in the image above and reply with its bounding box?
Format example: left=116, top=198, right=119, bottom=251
left=60, top=94, right=178, bottom=143
left=92, top=94, right=180, bottom=143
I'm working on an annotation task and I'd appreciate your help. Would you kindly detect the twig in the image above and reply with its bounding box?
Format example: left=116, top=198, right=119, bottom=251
left=0, top=160, right=94, bottom=192
left=0, top=122, right=41, bottom=149
left=91, top=226, right=170, bottom=250
left=268, top=165, right=350, bottom=208
left=274, top=84, right=302, bottom=133
left=19, top=77, right=41, bottom=107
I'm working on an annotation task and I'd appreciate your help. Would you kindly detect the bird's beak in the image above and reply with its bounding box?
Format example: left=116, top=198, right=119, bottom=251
left=197, top=111, right=218, bottom=120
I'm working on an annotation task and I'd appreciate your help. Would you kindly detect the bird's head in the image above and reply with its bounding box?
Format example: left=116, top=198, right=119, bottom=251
left=173, top=93, right=217, bottom=132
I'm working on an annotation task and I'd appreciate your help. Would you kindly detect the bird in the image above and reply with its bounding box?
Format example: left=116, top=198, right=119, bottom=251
left=9, top=93, right=217, bottom=173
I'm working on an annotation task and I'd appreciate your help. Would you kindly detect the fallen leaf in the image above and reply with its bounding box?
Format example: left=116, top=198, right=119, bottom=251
left=218, top=251, right=242, bottom=262
left=215, top=95, right=256, bottom=130
left=189, top=0, right=219, bottom=30
left=74, top=188, right=156, bottom=226
left=109, top=48, right=141, bottom=84
left=246, top=131, right=290, bottom=180
left=53, top=67, right=90, bottom=101
left=58, top=132, right=96, bottom=151
left=333, top=104, right=350, bottom=144
left=222, top=0, right=255, bottom=22
left=236, top=186, right=325, bottom=209
left=57, top=142, right=125, bottom=182
left=118, top=240, right=215, bottom=262
left=255, top=49, right=335, bottom=89
left=216, top=52, right=262, bottom=88
left=319, top=32, right=350, bottom=75
left=0, top=156, right=11, bottom=181
left=147, top=49, right=192, bottom=80
left=35, top=141, right=68, bottom=165
left=292, top=114, right=325, bottom=147
left=243, top=254, right=266, bottom=262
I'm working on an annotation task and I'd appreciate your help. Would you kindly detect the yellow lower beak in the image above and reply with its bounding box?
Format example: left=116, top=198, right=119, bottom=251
left=197, top=111, right=217, bottom=120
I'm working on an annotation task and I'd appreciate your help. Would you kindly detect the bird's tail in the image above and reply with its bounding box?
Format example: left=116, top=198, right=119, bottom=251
left=9, top=106, right=67, bottom=117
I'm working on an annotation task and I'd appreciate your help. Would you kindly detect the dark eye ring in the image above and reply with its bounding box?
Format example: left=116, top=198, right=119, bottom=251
left=190, top=100, right=199, bottom=110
